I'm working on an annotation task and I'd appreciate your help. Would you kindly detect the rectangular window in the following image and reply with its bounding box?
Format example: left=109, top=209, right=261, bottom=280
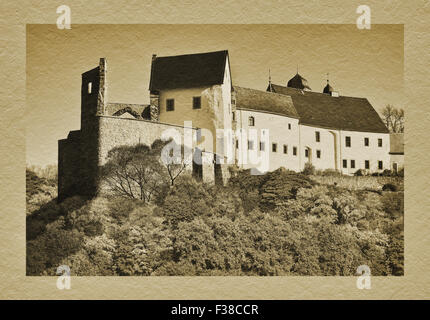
left=232, top=111, right=235, bottom=121
left=248, top=140, right=254, bottom=150
left=272, top=143, right=277, bottom=152
left=293, top=146, right=297, bottom=156
left=248, top=116, right=255, bottom=126
left=343, top=159, right=347, bottom=168
left=378, top=160, right=383, bottom=170
left=166, top=99, right=175, bottom=111
left=260, top=142, right=265, bottom=151
left=315, top=131, right=320, bottom=142
left=378, top=138, right=383, bottom=147
left=365, top=160, right=370, bottom=169
left=317, top=150, right=321, bottom=158
left=351, top=160, right=355, bottom=169
left=305, top=149, right=309, bottom=158
left=288, top=123, right=291, bottom=130
left=235, top=139, right=239, bottom=149
left=192, top=96, right=201, bottom=109
left=283, top=145, right=288, bottom=154
left=87, top=82, right=92, bottom=94
left=364, top=137, right=369, bottom=146
left=345, top=136, right=351, bottom=147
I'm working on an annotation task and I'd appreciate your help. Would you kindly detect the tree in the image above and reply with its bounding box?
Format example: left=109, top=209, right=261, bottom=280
left=381, top=105, right=404, bottom=133
left=157, top=139, right=192, bottom=186
left=101, top=139, right=190, bottom=202
left=101, top=142, right=167, bottom=202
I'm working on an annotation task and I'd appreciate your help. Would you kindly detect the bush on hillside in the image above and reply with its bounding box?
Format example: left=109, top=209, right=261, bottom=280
left=382, top=183, right=398, bottom=192
left=259, top=169, right=313, bottom=211
left=354, top=169, right=365, bottom=176
left=26, top=163, right=404, bottom=277
left=302, top=163, right=316, bottom=175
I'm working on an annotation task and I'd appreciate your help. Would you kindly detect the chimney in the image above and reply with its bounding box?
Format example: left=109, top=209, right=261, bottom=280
left=97, top=58, right=108, bottom=114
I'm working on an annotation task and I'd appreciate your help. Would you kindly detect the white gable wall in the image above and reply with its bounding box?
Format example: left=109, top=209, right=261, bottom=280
left=339, top=130, right=390, bottom=174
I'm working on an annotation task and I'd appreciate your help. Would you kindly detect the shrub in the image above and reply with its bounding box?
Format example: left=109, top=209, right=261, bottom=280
left=302, top=163, right=316, bottom=175
left=161, top=175, right=212, bottom=226
left=173, top=217, right=221, bottom=274
left=26, top=225, right=84, bottom=275
left=320, top=169, right=342, bottom=177
left=381, top=169, right=393, bottom=177
left=397, top=167, right=404, bottom=177
left=259, top=169, right=313, bottom=211
left=107, top=197, right=140, bottom=221
left=354, top=169, right=365, bottom=176
left=381, top=192, right=404, bottom=219
left=382, top=183, right=398, bottom=192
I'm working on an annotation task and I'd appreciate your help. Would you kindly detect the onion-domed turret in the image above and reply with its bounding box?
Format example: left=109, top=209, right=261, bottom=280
left=323, top=80, right=334, bottom=94
left=287, top=73, right=311, bottom=91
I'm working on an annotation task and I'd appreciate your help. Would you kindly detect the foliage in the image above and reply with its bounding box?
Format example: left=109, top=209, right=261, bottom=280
left=382, top=183, right=398, bottom=192
left=316, top=169, right=342, bottom=177
left=302, top=163, right=316, bottom=175
left=27, top=165, right=404, bottom=276
left=101, top=143, right=168, bottom=202
left=354, top=169, right=365, bottom=176
left=100, top=140, right=190, bottom=202
left=381, top=104, right=404, bottom=133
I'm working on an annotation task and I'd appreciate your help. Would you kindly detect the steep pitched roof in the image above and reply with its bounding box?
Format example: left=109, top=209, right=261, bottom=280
left=390, top=133, right=404, bottom=154
left=269, top=84, right=389, bottom=133
left=234, top=86, right=298, bottom=119
left=287, top=73, right=312, bottom=91
left=149, top=50, right=228, bottom=91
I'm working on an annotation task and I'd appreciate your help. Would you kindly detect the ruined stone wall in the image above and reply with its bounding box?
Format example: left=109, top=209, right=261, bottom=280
left=58, top=131, right=82, bottom=201
left=105, top=102, right=150, bottom=118
left=79, top=61, right=104, bottom=197
left=97, top=115, right=198, bottom=166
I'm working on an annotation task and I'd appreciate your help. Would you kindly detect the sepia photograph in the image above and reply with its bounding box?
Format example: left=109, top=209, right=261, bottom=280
left=25, top=24, right=405, bottom=277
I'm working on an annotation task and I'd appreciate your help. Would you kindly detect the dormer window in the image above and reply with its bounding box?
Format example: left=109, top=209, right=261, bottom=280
left=248, top=116, right=255, bottom=127
left=88, top=82, right=92, bottom=94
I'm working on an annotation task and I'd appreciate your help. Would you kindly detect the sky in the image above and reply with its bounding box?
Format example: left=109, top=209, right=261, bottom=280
left=26, top=24, right=404, bottom=166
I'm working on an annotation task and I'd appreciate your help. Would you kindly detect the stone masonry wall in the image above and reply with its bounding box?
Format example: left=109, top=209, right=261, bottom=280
left=58, top=131, right=82, bottom=201
left=97, top=115, right=197, bottom=166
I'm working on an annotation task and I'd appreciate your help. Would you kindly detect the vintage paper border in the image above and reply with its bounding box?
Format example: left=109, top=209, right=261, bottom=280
left=0, top=0, right=429, bottom=299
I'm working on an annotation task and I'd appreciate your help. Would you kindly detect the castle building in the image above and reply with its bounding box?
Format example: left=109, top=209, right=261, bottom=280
left=389, top=133, right=404, bottom=172
left=58, top=50, right=391, bottom=200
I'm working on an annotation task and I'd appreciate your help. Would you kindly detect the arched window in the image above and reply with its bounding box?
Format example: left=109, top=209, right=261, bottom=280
left=248, top=116, right=255, bottom=126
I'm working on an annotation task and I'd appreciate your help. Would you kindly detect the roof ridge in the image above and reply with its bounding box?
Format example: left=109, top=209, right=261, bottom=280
left=271, top=83, right=367, bottom=100
left=155, top=50, right=228, bottom=60
left=107, top=102, right=149, bottom=106
left=234, top=85, right=295, bottom=99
